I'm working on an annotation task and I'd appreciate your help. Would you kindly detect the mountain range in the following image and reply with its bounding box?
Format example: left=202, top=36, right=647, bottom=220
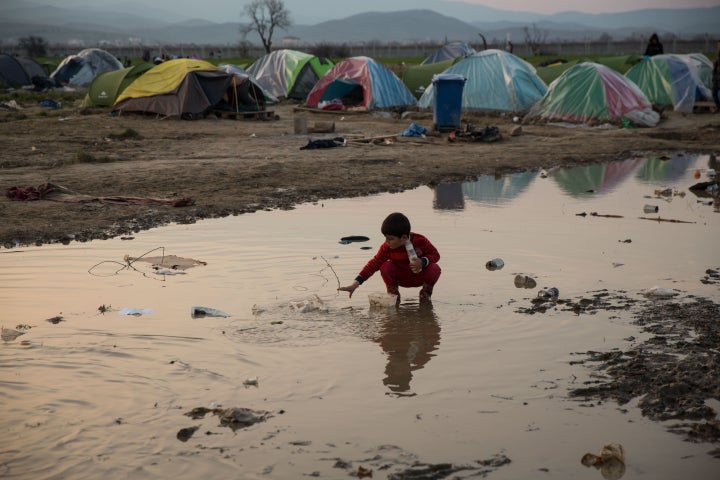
left=1, top=0, right=718, bottom=47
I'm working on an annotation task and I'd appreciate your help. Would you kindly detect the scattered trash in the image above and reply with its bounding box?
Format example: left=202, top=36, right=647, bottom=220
left=486, top=258, right=504, bottom=271
left=641, top=286, right=680, bottom=298
left=612, top=262, right=624, bottom=268
left=98, top=304, right=111, bottom=314
left=638, top=216, right=695, bottom=224
left=88, top=247, right=206, bottom=279
left=209, top=402, right=223, bottom=408
left=514, top=275, right=537, bottom=289
left=399, top=122, right=427, bottom=137
left=357, top=466, right=373, bottom=478
left=46, top=315, right=63, bottom=324
left=654, top=187, right=673, bottom=196
left=0, top=100, right=21, bottom=110
left=707, top=168, right=716, bottom=178
left=643, top=204, right=659, bottom=213
left=618, top=239, right=632, bottom=243
left=1, top=327, right=26, bottom=341
left=369, top=292, right=398, bottom=308
left=537, top=287, right=560, bottom=300
left=299, top=137, right=346, bottom=150
left=270, top=320, right=283, bottom=325
left=19, top=340, right=33, bottom=347
left=339, top=235, right=370, bottom=244
left=243, top=377, right=259, bottom=387
left=448, top=125, right=501, bottom=143
left=176, top=425, right=199, bottom=442
left=191, top=306, right=230, bottom=318
left=290, top=294, right=327, bottom=313
left=215, top=407, right=269, bottom=431
left=581, top=443, right=626, bottom=480
left=39, top=99, right=61, bottom=109
left=119, top=308, right=153, bottom=316
left=590, top=212, right=623, bottom=218
left=152, top=267, right=186, bottom=275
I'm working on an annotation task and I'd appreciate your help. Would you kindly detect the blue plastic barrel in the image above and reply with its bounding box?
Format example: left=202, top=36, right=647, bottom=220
left=432, top=74, right=466, bottom=132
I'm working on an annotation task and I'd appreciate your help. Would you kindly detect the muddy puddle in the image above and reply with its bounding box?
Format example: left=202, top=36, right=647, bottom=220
left=1, top=153, right=718, bottom=479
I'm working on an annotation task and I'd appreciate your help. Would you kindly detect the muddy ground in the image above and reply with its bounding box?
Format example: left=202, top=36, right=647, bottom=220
left=1, top=101, right=719, bottom=248
left=3, top=99, right=720, bottom=468
left=515, top=289, right=720, bottom=449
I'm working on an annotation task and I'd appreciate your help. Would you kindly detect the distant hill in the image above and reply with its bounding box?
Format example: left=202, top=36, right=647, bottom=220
left=0, top=2, right=717, bottom=46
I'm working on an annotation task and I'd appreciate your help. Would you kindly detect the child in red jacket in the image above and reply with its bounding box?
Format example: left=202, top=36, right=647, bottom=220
left=338, top=212, right=441, bottom=302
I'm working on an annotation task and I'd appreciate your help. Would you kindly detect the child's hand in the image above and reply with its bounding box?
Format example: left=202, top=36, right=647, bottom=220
left=338, top=281, right=360, bottom=298
left=409, top=257, right=422, bottom=274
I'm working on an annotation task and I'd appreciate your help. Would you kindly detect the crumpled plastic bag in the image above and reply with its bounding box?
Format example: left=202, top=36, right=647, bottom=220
left=581, top=443, right=626, bottom=480
left=399, top=122, right=427, bottom=137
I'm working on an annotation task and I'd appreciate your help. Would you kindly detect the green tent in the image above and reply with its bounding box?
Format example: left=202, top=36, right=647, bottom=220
left=401, top=58, right=457, bottom=98
left=525, top=62, right=658, bottom=126
left=82, top=63, right=153, bottom=107
left=246, top=49, right=334, bottom=100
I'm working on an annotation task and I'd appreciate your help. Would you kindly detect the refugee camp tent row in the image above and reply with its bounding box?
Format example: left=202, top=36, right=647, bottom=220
left=523, top=62, right=659, bottom=127
left=247, top=49, right=334, bottom=100
left=625, top=53, right=713, bottom=113
left=418, top=49, right=547, bottom=113
left=50, top=48, right=124, bottom=87
left=305, top=56, right=416, bottom=111
left=0, top=54, right=48, bottom=88
left=113, top=59, right=268, bottom=118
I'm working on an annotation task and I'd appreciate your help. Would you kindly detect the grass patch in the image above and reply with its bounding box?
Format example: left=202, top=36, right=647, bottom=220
left=67, top=150, right=118, bottom=165
left=107, top=128, right=143, bottom=140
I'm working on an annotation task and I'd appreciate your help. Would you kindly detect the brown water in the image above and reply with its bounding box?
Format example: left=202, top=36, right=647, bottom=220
left=1, top=154, right=718, bottom=479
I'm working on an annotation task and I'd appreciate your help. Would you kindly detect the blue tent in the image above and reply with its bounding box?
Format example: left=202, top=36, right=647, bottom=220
left=305, top=56, right=416, bottom=110
left=418, top=49, right=547, bottom=113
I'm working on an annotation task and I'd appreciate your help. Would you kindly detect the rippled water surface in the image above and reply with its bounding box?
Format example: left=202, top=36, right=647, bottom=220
left=1, top=154, right=718, bottom=479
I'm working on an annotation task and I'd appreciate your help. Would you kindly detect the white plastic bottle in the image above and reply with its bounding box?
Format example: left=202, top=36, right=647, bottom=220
left=405, top=239, right=418, bottom=260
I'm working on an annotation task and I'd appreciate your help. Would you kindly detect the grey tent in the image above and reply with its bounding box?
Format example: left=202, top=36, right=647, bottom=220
left=0, top=54, right=48, bottom=88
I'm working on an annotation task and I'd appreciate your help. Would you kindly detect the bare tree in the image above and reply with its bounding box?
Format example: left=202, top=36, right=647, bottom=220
left=523, top=24, right=548, bottom=56
left=240, top=0, right=291, bottom=54
left=18, top=35, right=48, bottom=57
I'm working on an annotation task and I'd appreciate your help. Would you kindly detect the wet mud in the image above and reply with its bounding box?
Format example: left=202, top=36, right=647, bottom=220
left=553, top=293, right=720, bottom=451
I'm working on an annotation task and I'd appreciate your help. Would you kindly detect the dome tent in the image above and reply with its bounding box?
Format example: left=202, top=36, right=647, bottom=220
left=305, top=56, right=416, bottom=111
left=50, top=48, right=123, bottom=87
left=82, top=63, right=153, bottom=107
left=246, top=49, right=333, bottom=100
left=418, top=49, right=547, bottom=113
left=0, top=54, right=48, bottom=88
left=114, top=59, right=234, bottom=119
left=524, top=62, right=659, bottom=127
left=217, top=64, right=277, bottom=104
left=625, top=54, right=712, bottom=113
left=421, top=41, right=476, bottom=65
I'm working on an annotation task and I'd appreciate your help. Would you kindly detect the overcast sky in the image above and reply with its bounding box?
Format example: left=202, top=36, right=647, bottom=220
left=35, top=0, right=720, bottom=23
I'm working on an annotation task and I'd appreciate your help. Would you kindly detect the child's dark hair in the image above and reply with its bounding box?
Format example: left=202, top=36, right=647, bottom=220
left=381, top=212, right=411, bottom=237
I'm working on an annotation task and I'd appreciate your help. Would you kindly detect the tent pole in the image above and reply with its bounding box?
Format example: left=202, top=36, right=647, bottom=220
left=233, top=75, right=239, bottom=113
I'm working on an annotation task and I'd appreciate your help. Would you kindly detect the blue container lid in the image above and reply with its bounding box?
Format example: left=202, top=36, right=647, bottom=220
left=432, top=73, right=467, bottom=84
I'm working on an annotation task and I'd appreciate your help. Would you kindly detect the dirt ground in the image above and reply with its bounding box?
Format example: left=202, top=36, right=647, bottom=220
left=1, top=101, right=719, bottom=248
